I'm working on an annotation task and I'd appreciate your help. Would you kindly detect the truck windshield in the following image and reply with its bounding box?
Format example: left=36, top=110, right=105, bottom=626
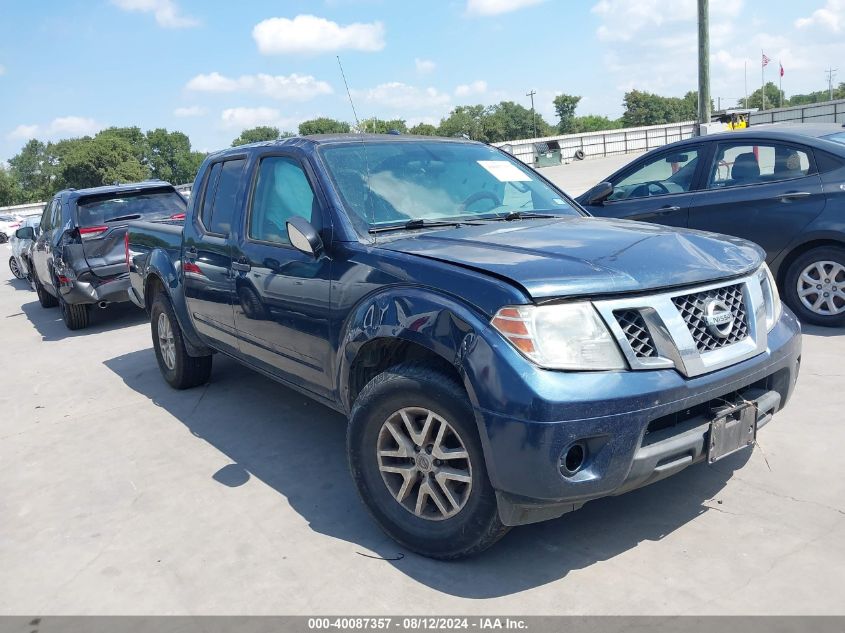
left=76, top=188, right=186, bottom=226
left=319, top=141, right=582, bottom=233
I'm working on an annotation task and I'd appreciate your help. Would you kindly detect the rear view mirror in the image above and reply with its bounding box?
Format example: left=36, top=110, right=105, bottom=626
left=287, top=216, right=323, bottom=258
left=665, top=154, right=688, bottom=163
left=15, top=226, right=35, bottom=240
left=586, top=181, right=614, bottom=205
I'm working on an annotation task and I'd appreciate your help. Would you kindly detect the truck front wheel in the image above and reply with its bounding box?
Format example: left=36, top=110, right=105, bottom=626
left=151, top=293, right=212, bottom=389
left=348, top=364, right=508, bottom=559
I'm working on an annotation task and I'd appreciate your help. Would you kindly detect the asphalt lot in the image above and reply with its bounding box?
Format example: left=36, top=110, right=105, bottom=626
left=2, top=155, right=844, bottom=615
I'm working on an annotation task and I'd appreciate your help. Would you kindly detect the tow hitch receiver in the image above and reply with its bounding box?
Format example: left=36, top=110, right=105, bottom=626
left=708, top=400, right=757, bottom=464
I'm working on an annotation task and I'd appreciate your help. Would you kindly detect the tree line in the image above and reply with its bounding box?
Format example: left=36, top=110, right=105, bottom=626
left=4, top=82, right=843, bottom=207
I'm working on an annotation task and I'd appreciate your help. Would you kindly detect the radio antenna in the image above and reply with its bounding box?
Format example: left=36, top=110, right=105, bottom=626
left=336, top=56, right=375, bottom=240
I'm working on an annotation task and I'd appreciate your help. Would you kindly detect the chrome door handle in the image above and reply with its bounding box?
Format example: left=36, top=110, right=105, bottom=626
left=776, top=191, right=810, bottom=202
left=231, top=261, right=251, bottom=272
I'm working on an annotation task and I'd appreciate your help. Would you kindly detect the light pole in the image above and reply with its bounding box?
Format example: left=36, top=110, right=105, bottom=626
left=526, top=90, right=537, bottom=138
left=697, top=0, right=711, bottom=127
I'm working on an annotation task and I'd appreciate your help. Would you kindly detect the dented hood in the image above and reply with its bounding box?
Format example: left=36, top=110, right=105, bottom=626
left=377, top=217, right=764, bottom=300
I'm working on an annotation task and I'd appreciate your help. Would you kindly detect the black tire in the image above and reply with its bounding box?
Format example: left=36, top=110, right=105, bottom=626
left=783, top=246, right=845, bottom=328
left=574, top=149, right=586, bottom=161
left=59, top=296, right=90, bottom=330
left=150, top=292, right=212, bottom=389
left=9, top=256, right=23, bottom=279
left=348, top=364, right=508, bottom=559
left=35, top=277, right=58, bottom=308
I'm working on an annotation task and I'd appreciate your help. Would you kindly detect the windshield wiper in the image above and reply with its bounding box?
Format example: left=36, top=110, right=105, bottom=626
left=104, top=214, right=143, bottom=223
left=499, top=210, right=556, bottom=221
left=369, top=218, right=474, bottom=234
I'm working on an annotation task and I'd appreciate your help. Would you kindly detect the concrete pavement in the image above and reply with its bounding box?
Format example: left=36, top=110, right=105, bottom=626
left=1, top=155, right=844, bottom=614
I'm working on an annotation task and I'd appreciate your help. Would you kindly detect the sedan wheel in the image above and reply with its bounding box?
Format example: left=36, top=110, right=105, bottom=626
left=796, top=260, right=845, bottom=317
left=377, top=407, right=473, bottom=521
left=9, top=256, right=23, bottom=279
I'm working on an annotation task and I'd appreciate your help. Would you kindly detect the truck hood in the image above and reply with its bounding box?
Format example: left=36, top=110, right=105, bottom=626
left=376, top=217, right=764, bottom=300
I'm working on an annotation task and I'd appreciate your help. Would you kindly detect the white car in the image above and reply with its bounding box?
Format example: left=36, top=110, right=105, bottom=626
left=8, top=215, right=41, bottom=281
left=0, top=214, right=23, bottom=244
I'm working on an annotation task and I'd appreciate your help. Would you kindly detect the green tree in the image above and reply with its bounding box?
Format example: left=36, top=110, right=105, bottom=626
left=145, top=128, right=203, bottom=183
left=8, top=139, right=55, bottom=202
left=359, top=118, right=408, bottom=134
left=484, top=101, right=553, bottom=141
left=621, top=89, right=701, bottom=127
left=747, top=82, right=787, bottom=110
left=98, top=127, right=148, bottom=165
left=408, top=123, right=438, bottom=136
left=57, top=135, right=148, bottom=190
left=298, top=117, right=350, bottom=135
left=231, top=126, right=280, bottom=147
left=437, top=105, right=488, bottom=140
left=553, top=94, right=582, bottom=133
left=571, top=115, right=623, bottom=132
left=0, top=165, right=22, bottom=206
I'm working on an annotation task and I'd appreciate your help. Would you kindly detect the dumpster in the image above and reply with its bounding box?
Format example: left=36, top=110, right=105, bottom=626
left=533, top=141, right=562, bottom=167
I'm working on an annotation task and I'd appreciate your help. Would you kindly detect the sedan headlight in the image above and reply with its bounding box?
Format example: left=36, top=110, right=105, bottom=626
left=758, top=263, right=782, bottom=331
left=491, top=303, right=627, bottom=370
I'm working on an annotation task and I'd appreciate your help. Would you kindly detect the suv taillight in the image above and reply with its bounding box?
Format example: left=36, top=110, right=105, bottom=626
left=79, top=225, right=109, bottom=240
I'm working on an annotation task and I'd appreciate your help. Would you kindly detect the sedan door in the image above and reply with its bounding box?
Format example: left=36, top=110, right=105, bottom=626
left=231, top=153, right=333, bottom=398
left=582, top=146, right=704, bottom=228
left=687, top=140, right=826, bottom=262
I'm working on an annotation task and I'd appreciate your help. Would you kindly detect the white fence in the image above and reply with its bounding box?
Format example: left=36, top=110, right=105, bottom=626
left=493, top=121, right=697, bottom=165
left=0, top=201, right=46, bottom=216
left=750, top=99, right=845, bottom=125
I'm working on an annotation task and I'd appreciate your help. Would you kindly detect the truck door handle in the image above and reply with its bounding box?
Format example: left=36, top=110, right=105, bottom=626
left=231, top=260, right=251, bottom=272
left=776, top=191, right=810, bottom=202
left=185, top=246, right=198, bottom=260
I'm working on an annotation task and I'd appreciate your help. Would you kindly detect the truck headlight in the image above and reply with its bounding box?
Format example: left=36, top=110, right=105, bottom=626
left=758, top=263, right=782, bottom=331
left=492, top=303, right=627, bottom=370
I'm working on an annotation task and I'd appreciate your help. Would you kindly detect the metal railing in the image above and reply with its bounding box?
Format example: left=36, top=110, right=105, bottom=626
left=493, top=121, right=697, bottom=165
left=750, top=99, right=845, bottom=125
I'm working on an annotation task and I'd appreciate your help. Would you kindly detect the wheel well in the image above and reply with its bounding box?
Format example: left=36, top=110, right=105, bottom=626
left=144, top=275, right=165, bottom=312
left=347, top=338, right=464, bottom=408
left=777, top=239, right=845, bottom=287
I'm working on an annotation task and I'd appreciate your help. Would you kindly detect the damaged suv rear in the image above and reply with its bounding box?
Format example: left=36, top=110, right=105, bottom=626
left=26, top=181, right=186, bottom=329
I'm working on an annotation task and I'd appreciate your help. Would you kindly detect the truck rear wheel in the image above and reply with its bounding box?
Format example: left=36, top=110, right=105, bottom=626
left=59, top=296, right=90, bottom=330
left=348, top=364, right=508, bottom=559
left=151, top=293, right=212, bottom=389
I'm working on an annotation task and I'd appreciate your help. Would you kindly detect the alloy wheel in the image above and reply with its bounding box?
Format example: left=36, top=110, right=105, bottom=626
left=797, top=260, right=845, bottom=316
left=376, top=407, right=473, bottom=521
left=157, top=312, right=177, bottom=371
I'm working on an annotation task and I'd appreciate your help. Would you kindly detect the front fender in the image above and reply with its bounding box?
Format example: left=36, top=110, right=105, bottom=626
left=142, top=249, right=211, bottom=357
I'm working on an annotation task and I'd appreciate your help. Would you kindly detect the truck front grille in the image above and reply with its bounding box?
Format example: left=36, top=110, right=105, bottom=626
left=614, top=310, right=657, bottom=358
left=671, top=283, right=749, bottom=352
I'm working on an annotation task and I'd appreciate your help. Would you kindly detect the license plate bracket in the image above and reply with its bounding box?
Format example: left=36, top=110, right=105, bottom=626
left=708, top=401, right=757, bottom=464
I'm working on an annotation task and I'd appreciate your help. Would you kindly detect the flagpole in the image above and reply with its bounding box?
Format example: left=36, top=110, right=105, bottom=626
left=761, top=50, right=766, bottom=110
left=779, top=60, right=783, bottom=107
left=744, top=60, right=748, bottom=108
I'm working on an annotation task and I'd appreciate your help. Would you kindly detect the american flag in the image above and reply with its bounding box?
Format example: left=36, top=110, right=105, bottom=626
left=762, top=53, right=771, bottom=67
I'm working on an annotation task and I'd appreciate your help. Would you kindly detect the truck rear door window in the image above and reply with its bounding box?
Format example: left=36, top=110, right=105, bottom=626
left=203, top=159, right=245, bottom=235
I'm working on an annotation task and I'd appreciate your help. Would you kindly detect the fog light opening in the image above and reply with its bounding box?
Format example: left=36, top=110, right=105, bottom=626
left=560, top=442, right=587, bottom=477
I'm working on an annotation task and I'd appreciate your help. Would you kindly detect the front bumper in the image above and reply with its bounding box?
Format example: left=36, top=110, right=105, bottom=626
left=468, top=308, right=802, bottom=526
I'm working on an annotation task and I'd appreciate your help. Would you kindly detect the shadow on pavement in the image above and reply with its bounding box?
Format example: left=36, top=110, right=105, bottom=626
left=4, top=276, right=33, bottom=292
left=21, top=299, right=148, bottom=341
left=104, top=348, right=751, bottom=599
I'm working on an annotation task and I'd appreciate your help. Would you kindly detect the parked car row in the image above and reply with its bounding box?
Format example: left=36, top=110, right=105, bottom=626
left=12, top=126, right=830, bottom=559
left=8, top=214, right=43, bottom=281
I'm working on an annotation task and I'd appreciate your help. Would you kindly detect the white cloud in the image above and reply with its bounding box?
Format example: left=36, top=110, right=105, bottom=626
left=465, top=0, right=546, bottom=16
left=173, top=105, right=207, bottom=117
left=6, top=117, right=102, bottom=141
left=415, top=58, right=436, bottom=74
left=110, top=0, right=198, bottom=28
left=186, top=72, right=333, bottom=101
left=359, top=82, right=452, bottom=110
left=252, top=15, right=385, bottom=54
left=7, top=124, right=39, bottom=140
left=796, top=0, right=845, bottom=32
left=220, top=107, right=299, bottom=131
left=455, top=80, right=488, bottom=97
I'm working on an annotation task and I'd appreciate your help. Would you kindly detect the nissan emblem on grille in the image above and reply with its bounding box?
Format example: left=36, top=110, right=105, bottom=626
left=702, top=298, right=734, bottom=338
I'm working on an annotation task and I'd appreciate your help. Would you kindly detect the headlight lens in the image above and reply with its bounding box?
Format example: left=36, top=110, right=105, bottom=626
left=491, top=303, right=627, bottom=370
left=758, top=263, right=782, bottom=331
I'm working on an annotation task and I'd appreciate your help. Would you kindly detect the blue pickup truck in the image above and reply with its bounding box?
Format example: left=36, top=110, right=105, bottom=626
left=127, top=134, right=802, bottom=559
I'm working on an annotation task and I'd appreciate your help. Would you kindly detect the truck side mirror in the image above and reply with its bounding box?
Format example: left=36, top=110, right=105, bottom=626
left=586, top=181, right=614, bottom=206
left=287, top=216, right=323, bottom=258
left=15, top=226, right=35, bottom=240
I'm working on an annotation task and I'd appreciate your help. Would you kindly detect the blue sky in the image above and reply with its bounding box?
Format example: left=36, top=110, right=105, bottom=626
left=1, top=0, right=843, bottom=162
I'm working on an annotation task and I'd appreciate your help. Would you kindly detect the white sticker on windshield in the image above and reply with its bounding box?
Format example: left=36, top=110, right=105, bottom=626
left=477, top=160, right=533, bottom=182
left=552, top=198, right=566, bottom=205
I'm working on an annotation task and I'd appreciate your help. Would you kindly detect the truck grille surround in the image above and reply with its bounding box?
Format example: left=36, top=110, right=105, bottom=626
left=597, top=271, right=768, bottom=378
